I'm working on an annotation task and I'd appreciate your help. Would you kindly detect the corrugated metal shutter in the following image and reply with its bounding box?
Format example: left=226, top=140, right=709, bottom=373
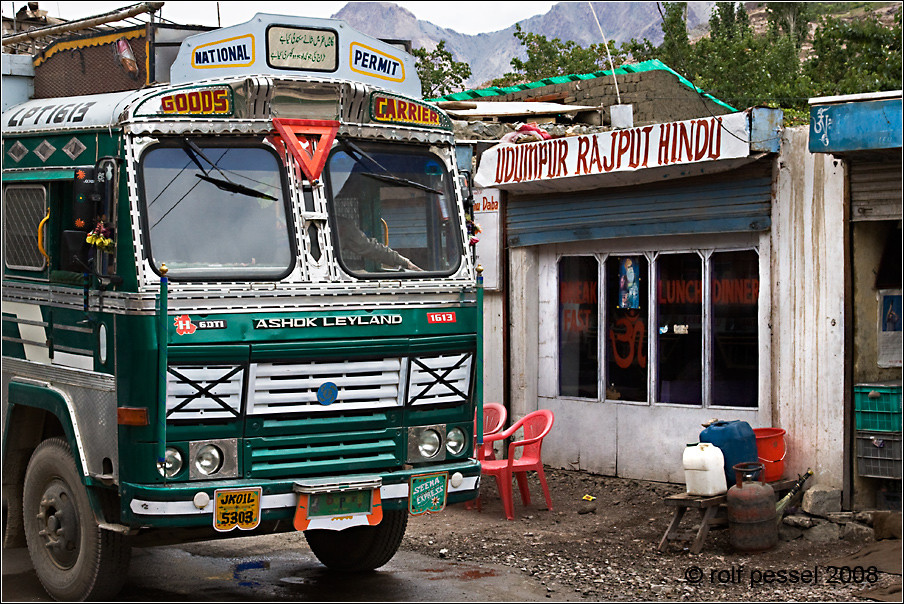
left=506, top=160, right=772, bottom=247
left=850, top=156, right=902, bottom=221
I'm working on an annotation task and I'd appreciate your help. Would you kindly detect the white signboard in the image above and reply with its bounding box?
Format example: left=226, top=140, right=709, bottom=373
left=475, top=111, right=751, bottom=188
left=267, top=27, right=337, bottom=71
left=473, top=188, right=502, bottom=291
left=171, top=14, right=421, bottom=98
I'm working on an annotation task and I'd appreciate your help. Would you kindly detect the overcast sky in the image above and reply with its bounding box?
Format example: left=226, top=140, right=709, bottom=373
left=7, top=1, right=563, bottom=35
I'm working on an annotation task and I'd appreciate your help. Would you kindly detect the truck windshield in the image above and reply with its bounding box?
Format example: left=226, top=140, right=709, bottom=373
left=326, top=142, right=462, bottom=277
left=140, top=142, right=293, bottom=280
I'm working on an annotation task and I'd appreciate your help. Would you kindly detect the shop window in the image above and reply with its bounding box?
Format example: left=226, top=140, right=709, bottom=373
left=711, top=251, right=759, bottom=406
left=606, top=255, right=648, bottom=402
left=558, top=256, right=599, bottom=398
left=657, top=253, right=703, bottom=404
left=555, top=248, right=759, bottom=408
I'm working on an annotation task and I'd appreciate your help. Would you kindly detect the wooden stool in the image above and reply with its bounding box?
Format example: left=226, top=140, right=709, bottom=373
left=658, top=480, right=796, bottom=554
left=657, top=492, right=727, bottom=554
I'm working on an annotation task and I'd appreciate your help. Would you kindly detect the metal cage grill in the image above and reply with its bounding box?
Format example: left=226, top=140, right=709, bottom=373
left=3, top=185, right=47, bottom=271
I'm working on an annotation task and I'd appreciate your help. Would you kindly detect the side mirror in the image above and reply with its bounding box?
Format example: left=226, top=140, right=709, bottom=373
left=458, top=171, right=474, bottom=214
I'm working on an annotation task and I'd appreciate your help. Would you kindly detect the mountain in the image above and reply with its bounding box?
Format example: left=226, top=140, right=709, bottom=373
left=333, top=2, right=716, bottom=88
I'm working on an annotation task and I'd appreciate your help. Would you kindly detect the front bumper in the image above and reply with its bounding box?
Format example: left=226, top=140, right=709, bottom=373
left=121, top=459, right=480, bottom=528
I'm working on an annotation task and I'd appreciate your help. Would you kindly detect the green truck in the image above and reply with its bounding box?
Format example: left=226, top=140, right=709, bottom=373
left=2, top=14, right=481, bottom=600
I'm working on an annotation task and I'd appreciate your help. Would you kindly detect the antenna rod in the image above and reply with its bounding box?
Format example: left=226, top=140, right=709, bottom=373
left=587, top=2, right=621, bottom=104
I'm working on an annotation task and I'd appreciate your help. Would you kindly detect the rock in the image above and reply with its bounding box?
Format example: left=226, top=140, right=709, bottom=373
left=802, top=486, right=842, bottom=517
left=841, top=522, right=874, bottom=541
left=872, top=511, right=902, bottom=540
left=578, top=501, right=597, bottom=515
left=825, top=512, right=854, bottom=523
left=802, top=522, right=840, bottom=542
left=783, top=514, right=815, bottom=529
left=779, top=524, right=803, bottom=541
left=854, top=511, right=874, bottom=525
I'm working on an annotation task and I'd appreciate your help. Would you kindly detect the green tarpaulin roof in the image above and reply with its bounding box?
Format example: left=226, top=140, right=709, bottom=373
left=430, top=59, right=736, bottom=112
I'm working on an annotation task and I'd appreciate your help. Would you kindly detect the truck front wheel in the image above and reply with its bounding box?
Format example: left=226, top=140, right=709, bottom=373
left=23, top=437, right=131, bottom=601
left=304, top=508, right=408, bottom=571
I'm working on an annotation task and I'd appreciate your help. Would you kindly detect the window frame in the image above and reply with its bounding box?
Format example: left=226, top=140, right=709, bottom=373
left=136, top=137, right=297, bottom=282
left=3, top=183, right=49, bottom=274
left=323, top=140, right=463, bottom=280
left=553, top=245, right=761, bottom=410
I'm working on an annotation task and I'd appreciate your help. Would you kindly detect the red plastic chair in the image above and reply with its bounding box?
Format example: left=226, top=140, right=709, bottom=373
left=467, top=403, right=507, bottom=511
left=477, top=402, right=507, bottom=461
left=480, top=409, right=555, bottom=520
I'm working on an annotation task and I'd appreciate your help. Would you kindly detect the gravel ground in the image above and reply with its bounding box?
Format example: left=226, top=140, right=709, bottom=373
left=402, top=467, right=901, bottom=602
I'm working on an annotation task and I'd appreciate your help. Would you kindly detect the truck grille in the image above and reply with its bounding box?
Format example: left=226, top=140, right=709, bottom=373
left=247, top=411, right=403, bottom=478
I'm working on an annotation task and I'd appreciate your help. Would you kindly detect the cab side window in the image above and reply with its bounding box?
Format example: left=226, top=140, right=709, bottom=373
left=3, top=184, right=48, bottom=274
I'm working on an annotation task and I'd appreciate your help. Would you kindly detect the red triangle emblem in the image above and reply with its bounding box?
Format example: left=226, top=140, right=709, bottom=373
left=272, top=118, right=339, bottom=183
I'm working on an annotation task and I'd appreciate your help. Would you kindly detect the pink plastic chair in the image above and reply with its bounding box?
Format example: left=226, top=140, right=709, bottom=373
left=480, top=409, right=555, bottom=520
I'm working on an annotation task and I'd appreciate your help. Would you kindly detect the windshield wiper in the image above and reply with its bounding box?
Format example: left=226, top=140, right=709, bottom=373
left=359, top=172, right=443, bottom=195
left=195, top=173, right=277, bottom=201
left=182, top=138, right=276, bottom=201
left=339, top=139, right=443, bottom=195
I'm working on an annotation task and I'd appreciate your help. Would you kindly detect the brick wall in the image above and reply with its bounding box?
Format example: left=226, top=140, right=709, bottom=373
left=488, top=69, right=733, bottom=125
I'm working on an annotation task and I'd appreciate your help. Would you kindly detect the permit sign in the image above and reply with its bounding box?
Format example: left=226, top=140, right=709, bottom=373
left=409, top=472, right=447, bottom=515
left=350, top=42, right=404, bottom=82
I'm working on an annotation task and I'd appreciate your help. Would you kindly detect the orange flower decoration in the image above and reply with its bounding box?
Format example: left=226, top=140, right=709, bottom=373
left=75, top=218, right=86, bottom=229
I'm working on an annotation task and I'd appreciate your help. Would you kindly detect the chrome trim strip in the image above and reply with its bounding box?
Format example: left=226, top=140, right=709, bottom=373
left=128, top=477, right=478, bottom=516
left=3, top=357, right=114, bottom=391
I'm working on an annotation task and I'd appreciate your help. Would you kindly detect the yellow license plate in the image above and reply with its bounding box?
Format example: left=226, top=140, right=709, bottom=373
left=213, top=487, right=262, bottom=532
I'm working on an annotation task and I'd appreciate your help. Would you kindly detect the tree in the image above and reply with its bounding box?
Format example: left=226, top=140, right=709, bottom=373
left=492, top=24, right=625, bottom=86
left=766, top=2, right=813, bottom=48
left=806, top=11, right=903, bottom=96
left=412, top=40, right=472, bottom=99
left=658, top=2, right=692, bottom=76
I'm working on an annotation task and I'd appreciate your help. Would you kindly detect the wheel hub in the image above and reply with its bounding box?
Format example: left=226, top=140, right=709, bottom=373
left=34, top=479, right=80, bottom=569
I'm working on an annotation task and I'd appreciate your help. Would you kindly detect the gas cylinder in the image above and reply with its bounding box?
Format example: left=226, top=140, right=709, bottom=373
left=726, top=462, right=777, bottom=553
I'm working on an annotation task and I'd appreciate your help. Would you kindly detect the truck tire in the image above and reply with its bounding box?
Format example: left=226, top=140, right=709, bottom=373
left=23, top=437, right=131, bottom=601
left=304, top=508, right=408, bottom=571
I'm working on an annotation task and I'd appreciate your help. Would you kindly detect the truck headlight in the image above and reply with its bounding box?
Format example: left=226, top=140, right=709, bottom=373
left=418, top=429, right=442, bottom=458
left=407, top=425, right=447, bottom=462
left=188, top=439, right=238, bottom=480
left=445, top=427, right=467, bottom=456
left=194, top=444, right=223, bottom=476
left=158, top=447, right=183, bottom=478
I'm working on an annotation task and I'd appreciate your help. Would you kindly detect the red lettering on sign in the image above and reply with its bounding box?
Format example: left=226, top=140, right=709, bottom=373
left=160, top=88, right=231, bottom=115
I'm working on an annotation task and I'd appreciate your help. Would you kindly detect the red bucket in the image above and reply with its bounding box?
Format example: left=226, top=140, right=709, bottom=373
left=753, top=428, right=786, bottom=482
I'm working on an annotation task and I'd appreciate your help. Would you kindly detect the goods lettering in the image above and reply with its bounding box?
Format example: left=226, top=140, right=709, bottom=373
left=161, top=89, right=230, bottom=115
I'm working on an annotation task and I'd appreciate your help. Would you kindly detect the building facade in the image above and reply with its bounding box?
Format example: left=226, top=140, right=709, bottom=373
left=472, top=92, right=902, bottom=508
